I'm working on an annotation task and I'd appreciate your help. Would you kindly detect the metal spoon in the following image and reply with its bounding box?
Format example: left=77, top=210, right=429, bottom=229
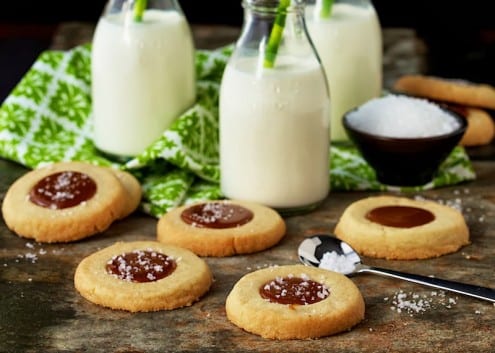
left=298, top=234, right=495, bottom=303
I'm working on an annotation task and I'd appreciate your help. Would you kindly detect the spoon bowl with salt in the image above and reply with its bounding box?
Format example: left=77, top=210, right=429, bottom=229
left=298, top=234, right=495, bottom=303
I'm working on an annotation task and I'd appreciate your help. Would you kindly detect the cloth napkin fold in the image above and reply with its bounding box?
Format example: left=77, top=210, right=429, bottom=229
left=0, top=44, right=476, bottom=217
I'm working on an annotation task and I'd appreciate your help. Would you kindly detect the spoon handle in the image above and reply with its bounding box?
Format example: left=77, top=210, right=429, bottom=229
left=359, top=265, right=495, bottom=303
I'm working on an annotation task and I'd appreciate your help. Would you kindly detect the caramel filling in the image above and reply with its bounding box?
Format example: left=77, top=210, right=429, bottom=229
left=181, top=202, right=254, bottom=229
left=29, top=171, right=97, bottom=209
left=106, top=250, right=176, bottom=283
left=259, top=275, right=329, bottom=305
left=366, top=205, right=435, bottom=228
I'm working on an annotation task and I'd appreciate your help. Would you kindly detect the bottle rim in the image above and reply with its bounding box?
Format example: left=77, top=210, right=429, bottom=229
left=242, top=0, right=305, bottom=13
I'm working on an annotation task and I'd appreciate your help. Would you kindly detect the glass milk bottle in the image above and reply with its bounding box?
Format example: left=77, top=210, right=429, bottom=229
left=91, top=0, right=196, bottom=159
left=305, top=0, right=382, bottom=141
left=219, top=0, right=330, bottom=215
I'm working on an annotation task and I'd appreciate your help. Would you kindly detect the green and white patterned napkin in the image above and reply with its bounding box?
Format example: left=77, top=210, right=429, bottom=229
left=0, top=44, right=476, bottom=218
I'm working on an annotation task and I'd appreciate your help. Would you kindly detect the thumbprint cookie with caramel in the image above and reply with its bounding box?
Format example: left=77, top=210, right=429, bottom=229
left=156, top=200, right=286, bottom=257
left=225, top=264, right=365, bottom=339
left=74, top=241, right=212, bottom=312
left=2, top=161, right=141, bottom=242
left=334, top=195, right=469, bottom=260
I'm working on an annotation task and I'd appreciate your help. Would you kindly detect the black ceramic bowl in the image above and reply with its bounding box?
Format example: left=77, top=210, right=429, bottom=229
left=343, top=104, right=467, bottom=186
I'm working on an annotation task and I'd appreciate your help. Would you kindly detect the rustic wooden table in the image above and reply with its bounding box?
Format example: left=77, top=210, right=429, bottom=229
left=1, top=23, right=495, bottom=353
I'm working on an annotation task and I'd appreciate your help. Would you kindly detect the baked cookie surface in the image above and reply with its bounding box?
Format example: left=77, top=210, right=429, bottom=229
left=107, top=168, right=142, bottom=218
left=74, top=241, right=213, bottom=312
left=451, top=106, right=495, bottom=146
left=156, top=200, right=286, bottom=257
left=225, top=264, right=365, bottom=340
left=1, top=161, right=127, bottom=243
left=393, top=75, right=495, bottom=109
left=334, top=195, right=470, bottom=260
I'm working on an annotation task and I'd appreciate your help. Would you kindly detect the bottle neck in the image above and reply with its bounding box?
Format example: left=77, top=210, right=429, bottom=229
left=310, top=0, right=373, bottom=10
left=239, top=0, right=307, bottom=44
left=104, top=0, right=183, bottom=16
left=235, top=0, right=320, bottom=69
left=242, top=0, right=305, bottom=16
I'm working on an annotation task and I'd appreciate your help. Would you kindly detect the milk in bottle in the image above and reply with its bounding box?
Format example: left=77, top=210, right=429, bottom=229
left=220, top=0, right=330, bottom=215
left=305, top=0, right=382, bottom=141
left=91, top=0, right=196, bottom=158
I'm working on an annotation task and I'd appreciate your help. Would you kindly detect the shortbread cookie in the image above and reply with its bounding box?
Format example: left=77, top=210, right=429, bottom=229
left=156, top=200, right=286, bottom=257
left=225, top=264, right=365, bottom=340
left=445, top=105, right=495, bottom=146
left=393, top=75, right=495, bottom=109
left=108, top=168, right=142, bottom=218
left=2, top=161, right=127, bottom=242
left=334, top=195, right=470, bottom=260
left=74, top=241, right=213, bottom=312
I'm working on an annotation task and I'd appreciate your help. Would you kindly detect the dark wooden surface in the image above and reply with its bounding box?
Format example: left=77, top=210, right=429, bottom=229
left=1, top=24, right=495, bottom=353
left=1, top=158, right=495, bottom=353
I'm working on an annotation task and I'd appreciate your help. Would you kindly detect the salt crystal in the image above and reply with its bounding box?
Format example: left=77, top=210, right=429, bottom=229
left=318, top=251, right=356, bottom=273
left=24, top=253, right=38, bottom=263
left=346, top=95, right=460, bottom=138
left=386, top=289, right=459, bottom=316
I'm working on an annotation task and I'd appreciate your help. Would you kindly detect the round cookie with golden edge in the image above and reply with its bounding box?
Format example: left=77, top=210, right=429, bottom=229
left=394, top=75, right=495, bottom=109
left=334, top=195, right=470, bottom=260
left=156, top=200, right=286, bottom=257
left=457, top=107, right=495, bottom=146
left=107, top=168, right=142, bottom=219
left=74, top=241, right=213, bottom=312
left=1, top=161, right=127, bottom=243
left=225, top=264, right=365, bottom=340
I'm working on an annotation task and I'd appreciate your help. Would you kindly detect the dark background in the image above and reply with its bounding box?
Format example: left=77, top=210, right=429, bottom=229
left=1, top=0, right=494, bottom=102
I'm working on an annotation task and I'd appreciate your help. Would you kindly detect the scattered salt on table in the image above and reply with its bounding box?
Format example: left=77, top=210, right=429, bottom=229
left=318, top=251, right=356, bottom=273
left=385, top=289, right=460, bottom=316
left=346, top=94, right=461, bottom=138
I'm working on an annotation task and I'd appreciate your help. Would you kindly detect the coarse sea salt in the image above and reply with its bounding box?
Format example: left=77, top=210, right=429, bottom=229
left=346, top=95, right=461, bottom=138
left=318, top=251, right=356, bottom=274
left=385, top=289, right=459, bottom=316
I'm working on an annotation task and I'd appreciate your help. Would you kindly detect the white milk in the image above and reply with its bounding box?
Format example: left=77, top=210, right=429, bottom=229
left=219, top=57, right=330, bottom=209
left=91, top=9, right=196, bottom=157
left=306, top=3, right=382, bottom=141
